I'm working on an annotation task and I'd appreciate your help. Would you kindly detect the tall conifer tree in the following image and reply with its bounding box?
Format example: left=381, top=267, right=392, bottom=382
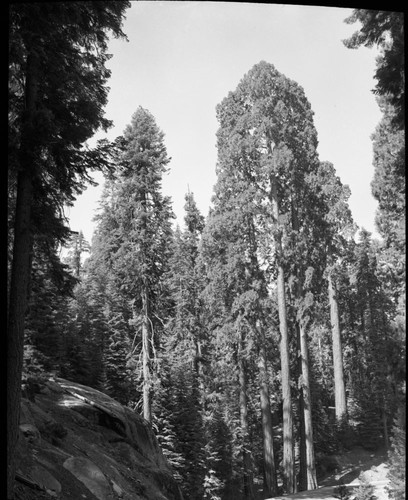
left=110, top=107, right=174, bottom=422
left=7, top=4, right=129, bottom=496
left=215, top=60, right=321, bottom=493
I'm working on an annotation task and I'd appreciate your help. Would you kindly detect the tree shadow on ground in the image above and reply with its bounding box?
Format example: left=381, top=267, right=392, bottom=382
left=318, top=446, right=388, bottom=487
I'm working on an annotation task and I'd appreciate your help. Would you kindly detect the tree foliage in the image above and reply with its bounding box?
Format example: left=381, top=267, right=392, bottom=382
left=8, top=5, right=130, bottom=496
left=343, top=9, right=404, bottom=129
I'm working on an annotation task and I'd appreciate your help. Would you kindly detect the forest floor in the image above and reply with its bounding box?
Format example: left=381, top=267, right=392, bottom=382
left=267, top=446, right=391, bottom=500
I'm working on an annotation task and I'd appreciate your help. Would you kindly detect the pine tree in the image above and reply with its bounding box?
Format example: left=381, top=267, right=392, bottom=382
left=63, top=231, right=91, bottom=278
left=154, top=193, right=208, bottom=498
left=98, top=107, right=174, bottom=422
left=79, top=220, right=139, bottom=405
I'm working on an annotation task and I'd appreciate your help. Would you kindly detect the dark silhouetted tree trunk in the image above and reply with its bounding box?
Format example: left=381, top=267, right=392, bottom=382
left=7, top=49, right=38, bottom=500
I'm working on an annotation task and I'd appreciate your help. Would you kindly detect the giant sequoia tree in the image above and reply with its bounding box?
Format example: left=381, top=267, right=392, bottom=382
left=7, top=3, right=129, bottom=497
left=214, top=60, right=323, bottom=493
left=315, top=161, right=356, bottom=424
left=201, top=126, right=279, bottom=497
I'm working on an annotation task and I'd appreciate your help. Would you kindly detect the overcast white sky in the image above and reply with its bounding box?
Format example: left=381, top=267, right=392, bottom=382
left=65, top=1, right=383, bottom=244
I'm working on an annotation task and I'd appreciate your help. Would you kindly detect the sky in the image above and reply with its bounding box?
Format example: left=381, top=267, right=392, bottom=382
left=65, top=1, right=383, bottom=244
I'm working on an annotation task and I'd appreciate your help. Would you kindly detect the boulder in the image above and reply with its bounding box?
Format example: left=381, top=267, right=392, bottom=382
left=15, top=376, right=183, bottom=500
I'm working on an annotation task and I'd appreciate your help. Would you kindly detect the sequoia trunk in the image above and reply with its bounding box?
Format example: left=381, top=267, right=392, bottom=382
left=328, top=270, right=347, bottom=422
left=238, top=329, right=255, bottom=499
left=270, top=172, right=294, bottom=493
left=299, top=322, right=317, bottom=490
left=259, top=341, right=278, bottom=497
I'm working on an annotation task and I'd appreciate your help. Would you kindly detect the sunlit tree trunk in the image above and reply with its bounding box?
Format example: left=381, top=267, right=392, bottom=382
left=328, top=269, right=347, bottom=423
left=298, top=376, right=307, bottom=491
left=270, top=172, right=294, bottom=494
left=299, top=321, right=317, bottom=490
left=291, top=194, right=317, bottom=492
left=142, top=287, right=152, bottom=423
left=246, top=215, right=278, bottom=498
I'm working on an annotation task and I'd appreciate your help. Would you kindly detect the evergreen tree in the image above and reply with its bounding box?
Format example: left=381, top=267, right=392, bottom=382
left=24, top=240, right=77, bottom=376
left=64, top=231, right=91, bottom=278
left=343, top=9, right=404, bottom=129
left=200, top=213, right=258, bottom=498
left=370, top=97, right=405, bottom=330
left=200, top=182, right=280, bottom=497
left=214, top=60, right=323, bottom=493
left=100, top=107, right=175, bottom=422
left=313, top=161, right=357, bottom=431
left=81, top=214, right=139, bottom=404
left=346, top=230, right=399, bottom=450
left=154, top=192, right=207, bottom=498
left=7, top=3, right=129, bottom=497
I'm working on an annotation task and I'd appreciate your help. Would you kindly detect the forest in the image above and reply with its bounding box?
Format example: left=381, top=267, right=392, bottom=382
left=7, top=4, right=405, bottom=500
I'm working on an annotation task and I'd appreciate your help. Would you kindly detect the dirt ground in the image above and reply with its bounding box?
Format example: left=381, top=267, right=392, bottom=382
left=319, top=445, right=389, bottom=485
left=268, top=446, right=391, bottom=500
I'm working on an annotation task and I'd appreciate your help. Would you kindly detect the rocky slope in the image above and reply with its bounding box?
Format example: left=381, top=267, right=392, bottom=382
left=14, top=377, right=183, bottom=500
